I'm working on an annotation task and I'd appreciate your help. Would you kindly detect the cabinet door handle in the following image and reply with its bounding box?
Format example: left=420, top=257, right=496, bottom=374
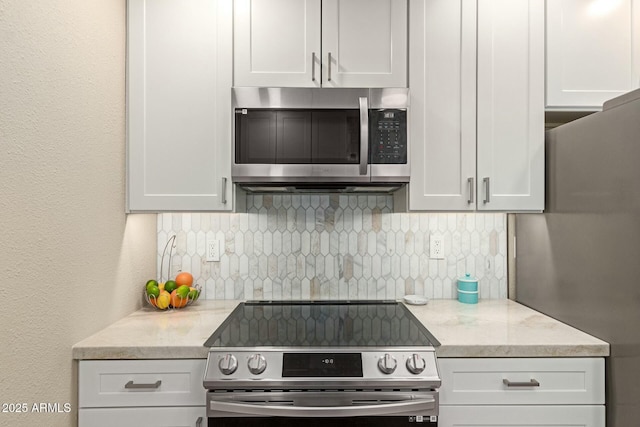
left=467, top=177, right=475, bottom=204
left=196, top=416, right=203, bottom=427
left=124, top=380, right=161, bottom=389
left=327, top=52, right=332, bottom=82
left=502, top=378, right=540, bottom=387
left=311, top=52, right=316, bottom=82
left=222, top=177, right=227, bottom=204
left=483, top=177, right=490, bottom=204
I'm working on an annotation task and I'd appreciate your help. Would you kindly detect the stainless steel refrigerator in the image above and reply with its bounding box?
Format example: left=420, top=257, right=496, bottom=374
left=516, top=89, right=640, bottom=427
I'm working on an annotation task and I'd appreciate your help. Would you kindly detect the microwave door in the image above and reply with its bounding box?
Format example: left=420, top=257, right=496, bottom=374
left=309, top=101, right=369, bottom=182
left=234, top=108, right=370, bottom=183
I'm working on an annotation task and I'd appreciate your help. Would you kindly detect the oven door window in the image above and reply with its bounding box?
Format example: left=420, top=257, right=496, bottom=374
left=235, top=109, right=360, bottom=165
left=210, top=416, right=437, bottom=426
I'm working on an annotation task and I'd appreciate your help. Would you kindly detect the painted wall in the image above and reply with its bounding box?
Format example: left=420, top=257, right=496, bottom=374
left=159, top=195, right=508, bottom=301
left=0, top=2, right=156, bottom=426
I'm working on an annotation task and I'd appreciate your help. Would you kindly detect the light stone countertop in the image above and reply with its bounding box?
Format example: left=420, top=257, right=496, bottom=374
left=405, top=299, right=609, bottom=357
left=72, top=299, right=609, bottom=360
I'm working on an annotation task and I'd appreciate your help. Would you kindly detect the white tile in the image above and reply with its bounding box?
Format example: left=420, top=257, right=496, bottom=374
left=404, top=231, right=414, bottom=255
left=258, top=208, right=268, bottom=232
left=320, top=231, right=329, bottom=256
left=186, top=231, right=196, bottom=256
left=367, top=231, right=377, bottom=256
left=371, top=254, right=382, bottom=280
left=301, top=278, right=311, bottom=299
left=400, top=255, right=410, bottom=280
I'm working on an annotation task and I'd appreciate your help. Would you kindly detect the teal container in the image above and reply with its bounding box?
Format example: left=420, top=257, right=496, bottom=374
left=457, top=273, right=478, bottom=304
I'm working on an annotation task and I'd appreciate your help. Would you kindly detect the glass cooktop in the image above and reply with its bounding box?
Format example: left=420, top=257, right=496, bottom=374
left=204, top=300, right=440, bottom=348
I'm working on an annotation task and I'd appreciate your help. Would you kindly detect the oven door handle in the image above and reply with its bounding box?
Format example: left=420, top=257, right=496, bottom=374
left=209, top=397, right=437, bottom=418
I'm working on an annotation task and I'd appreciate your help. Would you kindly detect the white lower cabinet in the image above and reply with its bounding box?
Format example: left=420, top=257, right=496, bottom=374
left=437, top=358, right=605, bottom=427
left=79, top=407, right=207, bottom=427
left=439, top=405, right=605, bottom=427
left=78, top=359, right=206, bottom=427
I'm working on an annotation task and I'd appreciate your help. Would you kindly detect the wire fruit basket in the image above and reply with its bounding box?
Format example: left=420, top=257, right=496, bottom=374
left=143, top=282, right=201, bottom=310
left=143, top=235, right=202, bottom=310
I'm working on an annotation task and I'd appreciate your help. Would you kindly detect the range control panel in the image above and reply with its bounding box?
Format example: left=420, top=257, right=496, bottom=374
left=204, top=349, right=441, bottom=390
left=370, top=109, right=407, bottom=164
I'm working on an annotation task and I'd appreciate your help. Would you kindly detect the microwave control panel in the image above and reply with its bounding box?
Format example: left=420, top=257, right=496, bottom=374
left=369, top=109, right=407, bottom=164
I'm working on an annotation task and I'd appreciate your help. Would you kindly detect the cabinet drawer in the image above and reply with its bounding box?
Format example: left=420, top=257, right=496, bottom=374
left=79, top=406, right=207, bottom=427
left=439, top=358, right=604, bottom=405
left=79, top=359, right=206, bottom=408
left=439, top=405, right=605, bottom=427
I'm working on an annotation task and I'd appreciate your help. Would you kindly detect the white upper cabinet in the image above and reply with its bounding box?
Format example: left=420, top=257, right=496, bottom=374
left=233, top=0, right=321, bottom=87
left=234, top=0, right=407, bottom=88
left=409, top=0, right=544, bottom=212
left=476, top=0, right=545, bottom=211
left=127, top=0, right=233, bottom=211
left=546, top=0, right=640, bottom=110
left=321, top=0, right=407, bottom=87
left=409, top=0, right=477, bottom=211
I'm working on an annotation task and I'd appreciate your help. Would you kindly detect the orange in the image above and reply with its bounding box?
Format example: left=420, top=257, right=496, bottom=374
left=175, top=272, right=194, bottom=288
left=170, top=289, right=188, bottom=308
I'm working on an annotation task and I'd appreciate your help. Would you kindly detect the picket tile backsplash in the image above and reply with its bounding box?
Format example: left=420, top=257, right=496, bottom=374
left=158, top=195, right=507, bottom=300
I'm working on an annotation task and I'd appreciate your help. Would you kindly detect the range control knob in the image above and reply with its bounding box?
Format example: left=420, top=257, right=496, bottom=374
left=218, top=354, right=238, bottom=375
left=377, top=353, right=397, bottom=374
left=247, top=353, right=267, bottom=375
left=406, top=354, right=426, bottom=374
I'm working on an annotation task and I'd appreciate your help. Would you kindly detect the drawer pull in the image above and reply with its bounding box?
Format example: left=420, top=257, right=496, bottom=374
left=196, top=416, right=203, bottom=427
left=124, top=380, right=162, bottom=389
left=502, top=378, right=540, bottom=387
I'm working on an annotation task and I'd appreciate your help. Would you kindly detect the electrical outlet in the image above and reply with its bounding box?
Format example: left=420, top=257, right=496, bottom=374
left=429, top=235, right=444, bottom=259
left=206, top=237, right=221, bottom=262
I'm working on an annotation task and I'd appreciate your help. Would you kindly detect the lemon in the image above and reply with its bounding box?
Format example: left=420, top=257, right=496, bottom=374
left=158, top=282, right=165, bottom=291
left=156, top=292, right=170, bottom=310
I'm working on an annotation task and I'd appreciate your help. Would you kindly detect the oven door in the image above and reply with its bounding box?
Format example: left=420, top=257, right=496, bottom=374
left=207, top=390, right=438, bottom=426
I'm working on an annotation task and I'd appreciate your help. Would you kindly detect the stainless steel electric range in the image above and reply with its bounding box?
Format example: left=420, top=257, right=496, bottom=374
left=203, top=300, right=441, bottom=426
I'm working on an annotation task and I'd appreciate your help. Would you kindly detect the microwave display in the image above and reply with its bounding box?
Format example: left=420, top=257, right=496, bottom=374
left=369, top=109, right=407, bottom=164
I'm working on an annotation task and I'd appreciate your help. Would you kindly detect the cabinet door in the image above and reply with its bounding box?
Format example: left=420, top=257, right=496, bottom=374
left=476, top=0, right=544, bottom=211
left=128, top=0, right=232, bottom=211
left=79, top=407, right=206, bottom=427
left=438, top=405, right=605, bottom=427
left=322, top=0, right=407, bottom=87
left=234, top=0, right=321, bottom=87
left=408, top=0, right=476, bottom=211
left=546, top=0, right=640, bottom=110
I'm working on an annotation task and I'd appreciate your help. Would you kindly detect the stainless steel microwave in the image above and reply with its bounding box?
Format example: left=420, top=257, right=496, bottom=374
left=232, top=87, right=409, bottom=193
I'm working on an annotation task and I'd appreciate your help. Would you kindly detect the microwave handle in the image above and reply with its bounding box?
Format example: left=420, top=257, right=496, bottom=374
left=359, top=97, right=369, bottom=175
